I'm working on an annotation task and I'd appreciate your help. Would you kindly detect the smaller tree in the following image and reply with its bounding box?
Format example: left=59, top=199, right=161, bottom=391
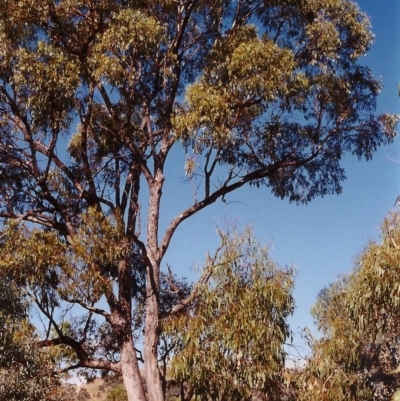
left=293, top=280, right=374, bottom=401
left=165, top=228, right=295, bottom=401
left=295, top=213, right=400, bottom=401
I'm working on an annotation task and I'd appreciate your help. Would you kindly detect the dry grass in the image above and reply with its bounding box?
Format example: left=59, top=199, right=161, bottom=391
left=74, top=377, right=265, bottom=401
left=74, top=376, right=179, bottom=401
left=76, top=378, right=112, bottom=401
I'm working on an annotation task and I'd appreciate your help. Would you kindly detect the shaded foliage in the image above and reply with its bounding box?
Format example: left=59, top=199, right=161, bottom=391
left=0, top=280, right=61, bottom=401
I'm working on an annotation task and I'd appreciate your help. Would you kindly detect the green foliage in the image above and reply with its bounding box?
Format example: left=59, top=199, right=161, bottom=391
left=165, top=228, right=294, bottom=401
left=0, top=280, right=61, bottom=401
left=295, top=213, right=400, bottom=401
left=173, top=25, right=296, bottom=145
left=0, top=207, right=129, bottom=305
left=0, top=208, right=143, bottom=378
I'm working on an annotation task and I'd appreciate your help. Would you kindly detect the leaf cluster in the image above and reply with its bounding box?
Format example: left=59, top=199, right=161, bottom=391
left=165, top=228, right=295, bottom=401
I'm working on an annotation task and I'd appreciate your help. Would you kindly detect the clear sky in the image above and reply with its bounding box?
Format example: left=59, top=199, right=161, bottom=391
left=160, top=0, right=400, bottom=354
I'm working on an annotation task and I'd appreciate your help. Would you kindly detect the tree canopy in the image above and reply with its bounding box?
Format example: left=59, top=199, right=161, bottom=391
left=0, top=1, right=398, bottom=400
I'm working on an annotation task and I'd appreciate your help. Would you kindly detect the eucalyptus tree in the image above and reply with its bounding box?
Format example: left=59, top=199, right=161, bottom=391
left=165, top=228, right=295, bottom=401
left=295, top=213, right=400, bottom=401
left=0, top=1, right=398, bottom=401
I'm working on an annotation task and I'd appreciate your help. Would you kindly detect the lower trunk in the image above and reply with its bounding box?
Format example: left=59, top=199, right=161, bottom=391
left=144, top=293, right=164, bottom=401
left=121, top=340, right=148, bottom=401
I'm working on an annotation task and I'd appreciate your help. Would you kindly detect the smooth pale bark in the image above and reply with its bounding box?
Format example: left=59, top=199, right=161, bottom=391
left=111, top=258, right=148, bottom=401
left=144, top=172, right=165, bottom=401
left=120, top=340, right=148, bottom=401
left=144, top=291, right=164, bottom=401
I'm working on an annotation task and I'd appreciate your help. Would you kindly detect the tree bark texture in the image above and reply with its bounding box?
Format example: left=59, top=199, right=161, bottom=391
left=120, top=340, right=148, bottom=401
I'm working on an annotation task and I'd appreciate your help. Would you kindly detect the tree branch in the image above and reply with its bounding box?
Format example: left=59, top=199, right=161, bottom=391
left=63, top=297, right=110, bottom=319
left=51, top=356, right=121, bottom=374
left=159, top=166, right=273, bottom=258
left=160, top=152, right=321, bottom=259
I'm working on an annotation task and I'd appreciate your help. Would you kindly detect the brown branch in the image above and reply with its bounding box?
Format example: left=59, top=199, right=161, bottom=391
left=204, top=148, right=220, bottom=198
left=95, top=82, right=151, bottom=184
left=31, top=293, right=102, bottom=370
left=159, top=152, right=320, bottom=259
left=0, top=210, right=60, bottom=238
left=57, top=359, right=121, bottom=373
left=161, top=265, right=185, bottom=297
left=126, top=168, right=140, bottom=241
left=139, top=155, right=155, bottom=186
left=62, top=297, right=110, bottom=319
left=78, top=84, right=100, bottom=208
left=33, top=293, right=119, bottom=373
left=30, top=139, right=86, bottom=196
left=36, top=341, right=121, bottom=373
left=115, top=158, right=121, bottom=207
left=159, top=166, right=271, bottom=259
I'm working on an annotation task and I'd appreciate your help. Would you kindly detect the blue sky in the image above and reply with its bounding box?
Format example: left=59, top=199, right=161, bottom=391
left=161, top=0, right=400, bottom=352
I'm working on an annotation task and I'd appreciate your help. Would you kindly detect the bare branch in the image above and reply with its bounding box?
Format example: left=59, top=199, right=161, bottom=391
left=160, top=151, right=321, bottom=259
left=204, top=148, right=221, bottom=198
left=63, top=297, right=110, bottom=319
left=53, top=357, right=121, bottom=374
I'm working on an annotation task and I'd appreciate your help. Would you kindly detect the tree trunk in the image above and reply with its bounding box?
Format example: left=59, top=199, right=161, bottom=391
left=144, top=170, right=165, bottom=401
left=120, top=340, right=148, bottom=401
left=144, top=290, right=164, bottom=401
left=112, top=256, right=147, bottom=401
